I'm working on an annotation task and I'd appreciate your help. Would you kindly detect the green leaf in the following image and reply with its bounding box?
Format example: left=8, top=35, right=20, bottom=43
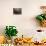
left=36, top=15, right=44, bottom=21
left=5, top=26, right=18, bottom=39
left=44, top=15, right=46, bottom=20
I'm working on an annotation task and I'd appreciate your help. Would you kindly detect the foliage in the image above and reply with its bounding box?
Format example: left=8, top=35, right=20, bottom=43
left=5, top=26, right=18, bottom=39
left=36, top=14, right=46, bottom=21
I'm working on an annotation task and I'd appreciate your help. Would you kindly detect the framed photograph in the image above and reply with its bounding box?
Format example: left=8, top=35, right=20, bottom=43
left=13, top=8, right=22, bottom=15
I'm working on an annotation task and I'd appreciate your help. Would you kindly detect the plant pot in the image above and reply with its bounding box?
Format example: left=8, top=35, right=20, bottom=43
left=11, top=36, right=17, bottom=44
left=7, top=39, right=12, bottom=44
left=41, top=20, right=46, bottom=27
left=6, top=37, right=12, bottom=44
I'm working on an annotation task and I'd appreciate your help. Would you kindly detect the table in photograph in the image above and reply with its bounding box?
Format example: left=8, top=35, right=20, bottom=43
left=14, top=43, right=46, bottom=46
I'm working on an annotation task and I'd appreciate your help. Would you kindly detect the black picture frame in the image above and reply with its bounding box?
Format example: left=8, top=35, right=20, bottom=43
left=13, top=8, right=22, bottom=15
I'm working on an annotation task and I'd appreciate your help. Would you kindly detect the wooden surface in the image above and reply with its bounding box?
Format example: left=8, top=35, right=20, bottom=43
left=14, top=43, right=46, bottom=46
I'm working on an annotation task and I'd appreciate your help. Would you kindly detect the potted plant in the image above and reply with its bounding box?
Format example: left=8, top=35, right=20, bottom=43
left=5, top=26, right=18, bottom=43
left=36, top=6, right=46, bottom=27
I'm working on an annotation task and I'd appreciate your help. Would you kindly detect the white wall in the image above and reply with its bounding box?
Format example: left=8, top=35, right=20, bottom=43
left=0, top=0, right=46, bottom=39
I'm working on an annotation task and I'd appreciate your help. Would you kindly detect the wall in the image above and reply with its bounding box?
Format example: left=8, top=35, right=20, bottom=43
left=0, top=0, right=46, bottom=40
